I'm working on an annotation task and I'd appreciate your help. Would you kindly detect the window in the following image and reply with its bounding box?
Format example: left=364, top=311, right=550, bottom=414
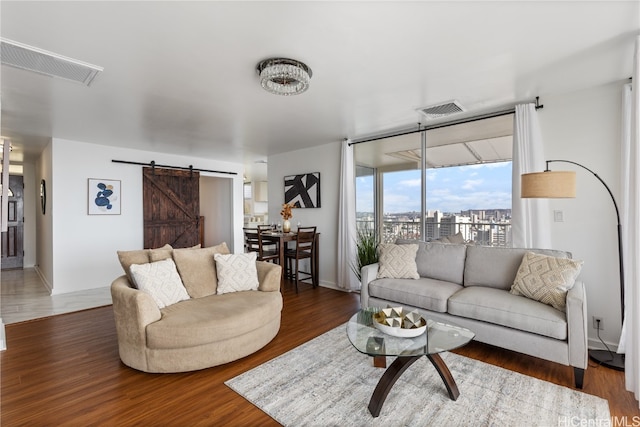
left=354, top=114, right=513, bottom=246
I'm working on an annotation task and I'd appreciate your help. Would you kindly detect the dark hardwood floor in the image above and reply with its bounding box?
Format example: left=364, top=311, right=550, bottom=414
left=2, top=281, right=637, bottom=426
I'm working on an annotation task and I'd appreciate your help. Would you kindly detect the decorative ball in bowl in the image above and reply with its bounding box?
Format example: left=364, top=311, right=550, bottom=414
left=372, top=307, right=427, bottom=338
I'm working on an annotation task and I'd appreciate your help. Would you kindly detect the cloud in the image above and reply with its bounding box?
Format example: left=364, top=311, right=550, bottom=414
left=398, top=178, right=421, bottom=187
left=462, top=179, right=484, bottom=190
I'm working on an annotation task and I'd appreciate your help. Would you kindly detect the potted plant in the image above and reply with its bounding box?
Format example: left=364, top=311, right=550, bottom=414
left=351, top=229, right=379, bottom=282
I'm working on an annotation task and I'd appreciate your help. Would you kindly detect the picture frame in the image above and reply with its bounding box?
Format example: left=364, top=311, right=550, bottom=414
left=284, top=172, right=321, bottom=208
left=88, top=178, right=121, bottom=215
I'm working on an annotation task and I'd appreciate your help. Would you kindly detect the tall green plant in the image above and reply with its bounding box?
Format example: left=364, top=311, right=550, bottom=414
left=351, top=230, right=379, bottom=282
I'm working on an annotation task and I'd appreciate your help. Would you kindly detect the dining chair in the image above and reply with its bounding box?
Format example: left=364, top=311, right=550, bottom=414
left=257, top=230, right=280, bottom=264
left=285, top=226, right=317, bottom=292
left=243, top=227, right=260, bottom=253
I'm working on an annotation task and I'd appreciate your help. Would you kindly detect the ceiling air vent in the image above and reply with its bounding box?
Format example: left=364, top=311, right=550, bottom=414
left=1, top=38, right=103, bottom=86
left=417, top=100, right=465, bottom=120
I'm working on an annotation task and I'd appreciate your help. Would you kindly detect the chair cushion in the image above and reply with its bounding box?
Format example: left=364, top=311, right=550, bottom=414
left=215, top=252, right=260, bottom=294
left=377, top=243, right=419, bottom=279
left=129, top=258, right=190, bottom=309
left=368, top=277, right=463, bottom=313
left=448, top=287, right=567, bottom=340
left=172, top=242, right=230, bottom=298
left=510, top=252, right=583, bottom=311
left=463, top=246, right=572, bottom=290
left=147, top=291, right=283, bottom=349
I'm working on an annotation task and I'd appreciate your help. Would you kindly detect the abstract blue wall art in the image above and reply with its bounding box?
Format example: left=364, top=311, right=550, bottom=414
left=88, top=178, right=121, bottom=215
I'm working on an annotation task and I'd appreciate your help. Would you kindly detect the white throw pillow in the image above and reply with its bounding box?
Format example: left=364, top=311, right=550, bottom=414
left=377, top=243, right=420, bottom=279
left=215, top=252, right=260, bottom=294
left=510, top=251, right=583, bottom=311
left=129, top=258, right=190, bottom=308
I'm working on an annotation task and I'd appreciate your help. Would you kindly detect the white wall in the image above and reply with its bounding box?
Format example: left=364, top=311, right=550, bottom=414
left=35, top=142, right=53, bottom=290
left=268, top=142, right=342, bottom=289
left=200, top=175, right=234, bottom=249
left=539, top=81, right=626, bottom=350
left=22, top=162, right=36, bottom=267
left=43, top=138, right=244, bottom=295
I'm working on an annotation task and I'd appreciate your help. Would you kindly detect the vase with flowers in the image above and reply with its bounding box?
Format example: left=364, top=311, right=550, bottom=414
left=280, top=203, right=294, bottom=233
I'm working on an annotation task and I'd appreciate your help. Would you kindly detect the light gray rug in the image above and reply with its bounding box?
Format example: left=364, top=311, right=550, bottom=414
left=226, top=325, right=610, bottom=426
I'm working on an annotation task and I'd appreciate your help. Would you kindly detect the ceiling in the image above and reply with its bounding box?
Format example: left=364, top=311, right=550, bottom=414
left=1, top=1, right=638, bottom=181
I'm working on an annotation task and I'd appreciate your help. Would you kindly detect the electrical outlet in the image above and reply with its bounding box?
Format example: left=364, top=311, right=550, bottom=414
left=553, top=210, right=564, bottom=222
left=592, top=316, right=604, bottom=330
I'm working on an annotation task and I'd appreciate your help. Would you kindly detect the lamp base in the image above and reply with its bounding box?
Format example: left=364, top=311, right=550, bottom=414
left=589, top=349, right=625, bottom=371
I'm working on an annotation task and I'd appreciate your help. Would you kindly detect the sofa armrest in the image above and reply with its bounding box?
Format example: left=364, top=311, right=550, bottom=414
left=360, top=263, right=379, bottom=308
left=110, top=275, right=161, bottom=370
left=256, top=261, right=282, bottom=292
left=566, top=279, right=588, bottom=369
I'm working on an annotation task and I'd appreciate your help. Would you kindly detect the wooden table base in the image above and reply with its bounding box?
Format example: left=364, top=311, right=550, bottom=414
left=367, top=353, right=460, bottom=417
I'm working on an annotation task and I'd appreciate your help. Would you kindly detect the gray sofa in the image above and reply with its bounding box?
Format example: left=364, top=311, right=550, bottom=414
left=360, top=240, right=588, bottom=388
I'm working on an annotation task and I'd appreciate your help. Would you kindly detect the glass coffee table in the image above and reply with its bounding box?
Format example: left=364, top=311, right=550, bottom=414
left=346, top=309, right=475, bottom=417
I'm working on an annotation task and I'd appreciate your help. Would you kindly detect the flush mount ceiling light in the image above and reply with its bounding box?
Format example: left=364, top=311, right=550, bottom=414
left=256, top=58, right=312, bottom=96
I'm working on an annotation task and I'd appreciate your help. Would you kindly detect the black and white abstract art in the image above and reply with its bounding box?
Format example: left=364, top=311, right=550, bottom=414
left=284, top=172, right=321, bottom=208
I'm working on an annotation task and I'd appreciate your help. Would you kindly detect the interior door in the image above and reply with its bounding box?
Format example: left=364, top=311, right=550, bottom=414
left=1, top=175, right=24, bottom=270
left=143, top=167, right=200, bottom=249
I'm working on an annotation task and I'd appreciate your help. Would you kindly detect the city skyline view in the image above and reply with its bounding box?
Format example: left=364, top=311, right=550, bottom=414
left=356, top=161, right=513, bottom=215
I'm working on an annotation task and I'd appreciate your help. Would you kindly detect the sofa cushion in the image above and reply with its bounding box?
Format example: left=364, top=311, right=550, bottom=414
left=215, top=252, right=260, bottom=294
left=368, top=277, right=463, bottom=313
left=377, top=244, right=419, bottom=279
left=147, top=290, right=282, bottom=349
left=397, top=239, right=467, bottom=284
left=117, top=244, right=173, bottom=283
left=510, top=252, right=583, bottom=311
left=130, top=258, right=190, bottom=309
left=463, top=246, right=572, bottom=290
left=448, top=287, right=567, bottom=340
left=173, top=242, right=230, bottom=298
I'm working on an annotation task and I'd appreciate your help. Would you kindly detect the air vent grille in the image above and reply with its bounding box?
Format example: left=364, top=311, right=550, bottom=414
left=418, top=100, right=465, bottom=119
left=1, top=38, right=103, bottom=86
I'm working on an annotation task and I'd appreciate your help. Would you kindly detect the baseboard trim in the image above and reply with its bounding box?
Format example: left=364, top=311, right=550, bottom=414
left=34, top=265, right=53, bottom=293
left=588, top=338, right=619, bottom=353
left=0, top=318, right=6, bottom=351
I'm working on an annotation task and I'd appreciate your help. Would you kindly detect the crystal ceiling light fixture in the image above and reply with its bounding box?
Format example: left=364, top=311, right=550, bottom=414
left=256, top=57, right=312, bottom=96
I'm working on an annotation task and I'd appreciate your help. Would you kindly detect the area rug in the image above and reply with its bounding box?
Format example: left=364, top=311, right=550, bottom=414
left=226, top=324, right=610, bottom=426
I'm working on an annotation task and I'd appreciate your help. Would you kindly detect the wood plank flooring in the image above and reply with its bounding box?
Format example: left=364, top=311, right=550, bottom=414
left=2, top=282, right=638, bottom=426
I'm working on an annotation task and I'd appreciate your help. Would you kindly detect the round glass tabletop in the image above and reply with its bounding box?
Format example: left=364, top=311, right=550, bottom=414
left=346, top=309, right=475, bottom=358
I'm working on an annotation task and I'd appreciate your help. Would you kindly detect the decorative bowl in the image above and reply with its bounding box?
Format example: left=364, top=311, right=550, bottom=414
left=372, top=308, right=427, bottom=338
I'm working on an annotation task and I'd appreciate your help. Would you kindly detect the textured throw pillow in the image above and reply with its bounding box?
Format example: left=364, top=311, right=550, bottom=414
left=215, top=252, right=260, bottom=295
left=377, top=243, right=419, bottom=279
left=129, top=258, right=190, bottom=308
left=173, top=242, right=230, bottom=298
left=510, top=252, right=583, bottom=310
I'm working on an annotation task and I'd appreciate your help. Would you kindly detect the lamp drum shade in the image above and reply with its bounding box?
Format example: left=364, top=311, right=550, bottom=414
left=521, top=171, right=576, bottom=198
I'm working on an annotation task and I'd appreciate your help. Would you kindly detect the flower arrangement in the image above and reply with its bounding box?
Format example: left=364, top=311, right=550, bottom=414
left=280, top=203, right=294, bottom=220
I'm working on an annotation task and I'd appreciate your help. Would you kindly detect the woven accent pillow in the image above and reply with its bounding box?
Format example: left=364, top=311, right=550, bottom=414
left=510, top=251, right=583, bottom=310
left=130, top=258, right=190, bottom=308
left=215, top=252, right=260, bottom=294
left=377, top=243, right=420, bottom=279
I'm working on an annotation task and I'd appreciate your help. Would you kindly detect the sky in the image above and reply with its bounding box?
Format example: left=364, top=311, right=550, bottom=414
left=356, top=162, right=512, bottom=214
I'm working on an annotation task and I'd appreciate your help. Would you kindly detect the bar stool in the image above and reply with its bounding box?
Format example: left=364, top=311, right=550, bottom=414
left=285, top=226, right=317, bottom=292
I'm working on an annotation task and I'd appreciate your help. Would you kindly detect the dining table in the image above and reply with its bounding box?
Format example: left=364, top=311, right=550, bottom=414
left=261, top=230, right=320, bottom=286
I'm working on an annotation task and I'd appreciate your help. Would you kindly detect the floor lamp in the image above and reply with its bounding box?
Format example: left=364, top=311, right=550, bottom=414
left=521, top=159, right=625, bottom=371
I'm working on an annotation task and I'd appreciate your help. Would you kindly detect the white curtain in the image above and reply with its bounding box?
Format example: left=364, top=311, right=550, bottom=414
left=337, top=139, right=359, bottom=291
left=511, top=103, right=552, bottom=248
left=619, top=35, right=640, bottom=402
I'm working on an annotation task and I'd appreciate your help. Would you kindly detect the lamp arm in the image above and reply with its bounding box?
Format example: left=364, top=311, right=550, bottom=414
left=545, top=159, right=624, bottom=326
left=546, top=160, right=621, bottom=225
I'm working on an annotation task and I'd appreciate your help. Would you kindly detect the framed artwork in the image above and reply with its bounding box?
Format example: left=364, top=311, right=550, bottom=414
left=88, top=178, right=121, bottom=215
left=284, top=172, right=321, bottom=208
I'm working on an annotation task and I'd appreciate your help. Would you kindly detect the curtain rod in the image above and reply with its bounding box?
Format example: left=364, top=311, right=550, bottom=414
left=348, top=97, right=543, bottom=146
left=111, top=159, right=237, bottom=176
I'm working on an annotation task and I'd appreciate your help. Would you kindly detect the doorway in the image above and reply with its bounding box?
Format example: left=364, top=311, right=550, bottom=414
left=2, top=175, right=24, bottom=270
